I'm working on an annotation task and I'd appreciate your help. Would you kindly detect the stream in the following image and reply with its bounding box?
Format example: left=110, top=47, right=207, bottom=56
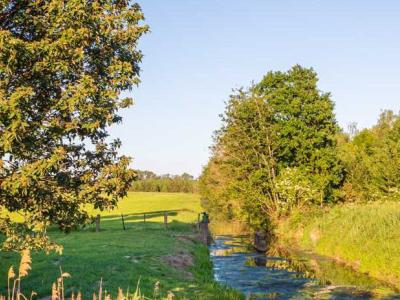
left=209, top=236, right=400, bottom=299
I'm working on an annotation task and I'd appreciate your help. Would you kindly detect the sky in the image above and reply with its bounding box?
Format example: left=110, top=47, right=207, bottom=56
left=109, top=1, right=400, bottom=177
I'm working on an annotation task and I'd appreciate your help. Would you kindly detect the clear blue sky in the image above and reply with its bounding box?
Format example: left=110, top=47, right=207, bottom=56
left=109, top=1, right=400, bottom=177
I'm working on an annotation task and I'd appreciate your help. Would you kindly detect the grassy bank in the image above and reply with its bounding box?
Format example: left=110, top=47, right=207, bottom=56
left=277, top=201, right=400, bottom=288
left=0, top=192, right=242, bottom=300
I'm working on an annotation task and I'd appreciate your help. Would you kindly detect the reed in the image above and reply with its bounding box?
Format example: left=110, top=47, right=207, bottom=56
left=3, top=252, right=172, bottom=300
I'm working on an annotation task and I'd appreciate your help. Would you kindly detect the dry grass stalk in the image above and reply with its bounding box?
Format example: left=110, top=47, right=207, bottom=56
left=166, top=291, right=175, bottom=300
left=98, top=278, right=103, bottom=300
left=19, top=250, right=31, bottom=278
left=117, top=288, right=124, bottom=300
left=8, top=267, right=15, bottom=300
left=51, top=283, right=57, bottom=300
left=5, top=249, right=33, bottom=300
left=2, top=255, right=162, bottom=300
left=29, top=292, right=37, bottom=300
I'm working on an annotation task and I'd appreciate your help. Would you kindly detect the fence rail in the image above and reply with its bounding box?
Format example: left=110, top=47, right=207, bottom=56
left=92, top=209, right=199, bottom=232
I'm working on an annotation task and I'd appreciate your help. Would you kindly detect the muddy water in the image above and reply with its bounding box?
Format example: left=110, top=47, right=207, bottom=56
left=209, top=236, right=399, bottom=299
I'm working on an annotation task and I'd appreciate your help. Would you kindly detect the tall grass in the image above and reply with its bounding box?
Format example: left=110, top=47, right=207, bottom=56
left=209, top=221, right=248, bottom=237
left=277, top=201, right=400, bottom=287
left=2, top=250, right=173, bottom=300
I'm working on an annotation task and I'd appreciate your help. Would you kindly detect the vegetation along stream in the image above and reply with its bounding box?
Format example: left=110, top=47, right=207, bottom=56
left=210, top=236, right=399, bottom=300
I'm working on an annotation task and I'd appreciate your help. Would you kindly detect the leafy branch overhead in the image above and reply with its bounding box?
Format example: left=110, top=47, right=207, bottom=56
left=0, top=0, right=149, bottom=251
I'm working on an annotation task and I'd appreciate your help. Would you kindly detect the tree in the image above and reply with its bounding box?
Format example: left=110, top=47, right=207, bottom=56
left=199, top=157, right=239, bottom=221
left=200, top=66, right=344, bottom=230
left=255, top=66, right=343, bottom=203
left=339, top=111, right=400, bottom=202
left=0, top=0, right=148, bottom=251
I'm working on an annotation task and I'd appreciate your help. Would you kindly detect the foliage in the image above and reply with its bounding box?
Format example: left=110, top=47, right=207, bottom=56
left=275, top=167, right=319, bottom=215
left=200, top=65, right=343, bottom=230
left=131, top=171, right=198, bottom=193
left=338, top=111, right=400, bottom=202
left=199, top=158, right=237, bottom=222
left=0, top=1, right=148, bottom=251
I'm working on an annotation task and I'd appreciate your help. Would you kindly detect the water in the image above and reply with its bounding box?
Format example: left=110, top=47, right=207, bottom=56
left=209, top=236, right=400, bottom=299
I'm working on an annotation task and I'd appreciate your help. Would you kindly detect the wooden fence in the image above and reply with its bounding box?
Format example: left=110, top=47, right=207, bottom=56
left=93, top=208, right=199, bottom=231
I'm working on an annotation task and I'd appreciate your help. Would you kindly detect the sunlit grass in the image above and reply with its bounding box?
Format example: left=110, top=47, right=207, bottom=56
left=0, top=193, right=242, bottom=300
left=209, top=221, right=249, bottom=237
left=278, top=201, right=400, bottom=288
left=89, top=192, right=203, bottom=223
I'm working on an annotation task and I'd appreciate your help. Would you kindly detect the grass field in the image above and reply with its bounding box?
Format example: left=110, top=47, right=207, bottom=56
left=0, top=192, right=242, bottom=300
left=277, top=201, right=400, bottom=288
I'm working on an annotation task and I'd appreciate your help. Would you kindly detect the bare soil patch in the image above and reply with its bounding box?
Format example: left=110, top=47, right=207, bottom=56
left=162, top=250, right=194, bottom=280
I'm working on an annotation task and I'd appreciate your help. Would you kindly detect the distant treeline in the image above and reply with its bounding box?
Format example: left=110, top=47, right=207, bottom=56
left=130, top=170, right=198, bottom=193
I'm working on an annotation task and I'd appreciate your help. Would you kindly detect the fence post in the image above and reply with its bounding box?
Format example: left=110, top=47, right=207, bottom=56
left=164, top=211, right=168, bottom=230
left=143, top=213, right=146, bottom=223
left=197, top=213, right=200, bottom=231
left=199, top=222, right=210, bottom=245
left=121, top=214, right=126, bottom=230
left=95, top=214, right=101, bottom=232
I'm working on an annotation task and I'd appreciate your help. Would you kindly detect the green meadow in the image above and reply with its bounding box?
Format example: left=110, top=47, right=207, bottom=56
left=277, top=201, right=400, bottom=289
left=0, top=192, right=242, bottom=300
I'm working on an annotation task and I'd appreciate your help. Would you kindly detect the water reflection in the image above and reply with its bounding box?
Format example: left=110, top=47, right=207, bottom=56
left=209, top=236, right=399, bottom=299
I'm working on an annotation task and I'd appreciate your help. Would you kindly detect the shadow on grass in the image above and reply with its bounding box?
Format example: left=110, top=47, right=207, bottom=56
left=0, top=219, right=219, bottom=299
left=89, top=211, right=195, bottom=232
left=102, top=211, right=179, bottom=221
left=45, top=209, right=197, bottom=233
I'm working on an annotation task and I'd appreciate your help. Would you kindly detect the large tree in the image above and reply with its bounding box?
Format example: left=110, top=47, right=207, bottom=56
left=0, top=0, right=148, bottom=251
left=200, top=66, right=344, bottom=230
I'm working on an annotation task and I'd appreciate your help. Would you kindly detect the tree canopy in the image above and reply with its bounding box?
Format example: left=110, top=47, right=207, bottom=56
left=200, top=65, right=400, bottom=234
left=200, top=66, right=344, bottom=229
left=0, top=0, right=148, bottom=251
left=338, top=110, right=400, bottom=202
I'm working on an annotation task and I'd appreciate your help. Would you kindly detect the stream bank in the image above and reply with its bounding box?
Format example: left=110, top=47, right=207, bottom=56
left=209, top=236, right=399, bottom=299
left=276, top=202, right=400, bottom=290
